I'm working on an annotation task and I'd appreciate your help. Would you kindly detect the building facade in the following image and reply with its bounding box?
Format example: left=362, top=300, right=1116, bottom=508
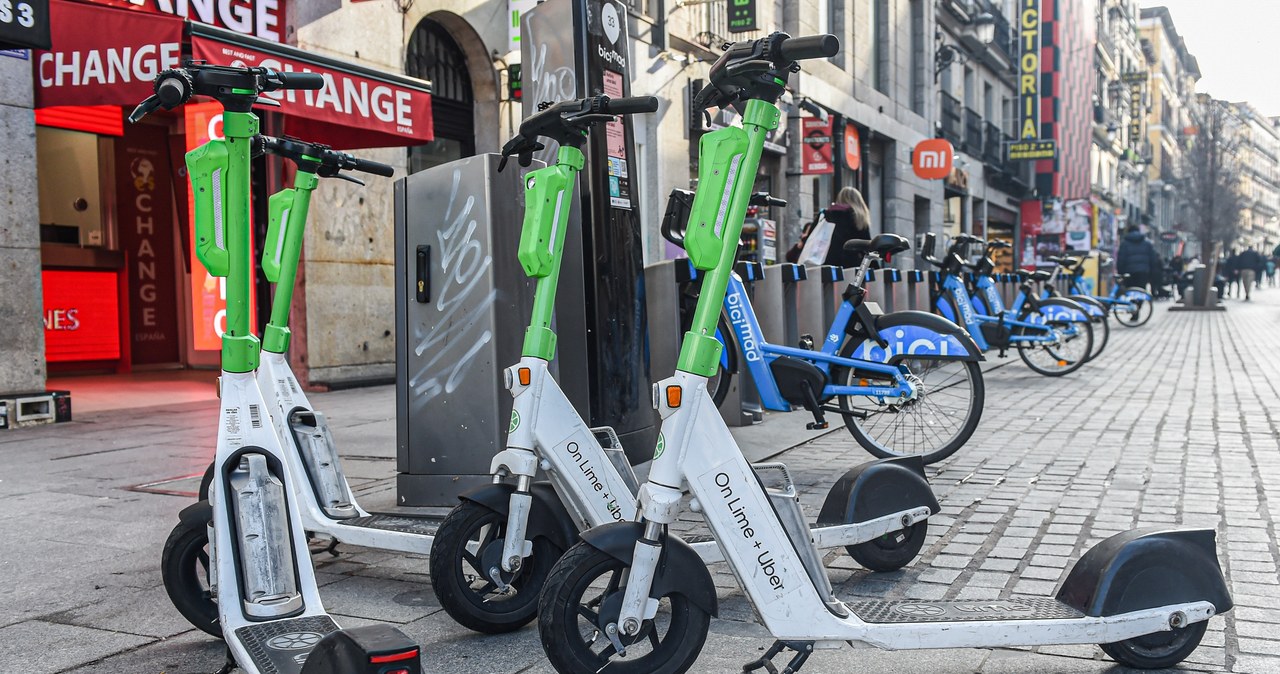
left=1138, top=6, right=1200, bottom=251
left=1090, top=0, right=1148, bottom=259
left=1232, top=104, right=1280, bottom=252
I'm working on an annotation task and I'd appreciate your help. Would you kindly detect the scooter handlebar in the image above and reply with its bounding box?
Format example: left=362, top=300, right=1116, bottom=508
left=780, top=34, right=840, bottom=61
left=603, top=95, right=659, bottom=115
left=341, top=154, right=395, bottom=177
left=273, top=71, right=325, bottom=90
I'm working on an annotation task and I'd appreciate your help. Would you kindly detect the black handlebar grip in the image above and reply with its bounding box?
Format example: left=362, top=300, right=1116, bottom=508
left=350, top=156, right=395, bottom=177
left=278, top=71, right=326, bottom=90
left=156, top=78, right=187, bottom=107
left=603, top=95, right=659, bottom=115
left=779, top=34, right=840, bottom=61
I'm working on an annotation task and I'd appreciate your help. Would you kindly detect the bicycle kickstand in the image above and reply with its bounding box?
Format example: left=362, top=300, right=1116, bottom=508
left=742, top=640, right=815, bottom=674
left=801, top=383, right=828, bottom=430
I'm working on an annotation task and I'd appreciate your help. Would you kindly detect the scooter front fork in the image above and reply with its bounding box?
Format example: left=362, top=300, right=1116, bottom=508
left=617, top=483, right=683, bottom=637
left=500, top=474, right=534, bottom=576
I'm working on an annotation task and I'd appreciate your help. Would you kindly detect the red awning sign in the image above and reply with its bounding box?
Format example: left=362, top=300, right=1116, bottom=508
left=34, top=1, right=183, bottom=108
left=191, top=23, right=433, bottom=147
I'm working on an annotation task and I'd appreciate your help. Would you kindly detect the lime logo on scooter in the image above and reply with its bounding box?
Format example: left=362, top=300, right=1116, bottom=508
left=509, top=409, right=520, bottom=433
left=653, top=433, right=665, bottom=459
left=266, top=631, right=324, bottom=650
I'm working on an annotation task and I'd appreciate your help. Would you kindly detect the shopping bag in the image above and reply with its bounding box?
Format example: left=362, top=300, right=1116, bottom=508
left=797, top=215, right=835, bottom=266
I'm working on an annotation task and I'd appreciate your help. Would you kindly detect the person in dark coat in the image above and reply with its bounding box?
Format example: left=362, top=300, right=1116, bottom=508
left=1115, top=225, right=1160, bottom=292
left=1236, top=247, right=1264, bottom=300
left=787, top=186, right=872, bottom=268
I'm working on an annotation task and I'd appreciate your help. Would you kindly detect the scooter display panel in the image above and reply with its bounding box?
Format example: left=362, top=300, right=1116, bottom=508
left=235, top=614, right=340, bottom=674
left=337, top=514, right=441, bottom=537
left=849, top=597, right=1083, bottom=623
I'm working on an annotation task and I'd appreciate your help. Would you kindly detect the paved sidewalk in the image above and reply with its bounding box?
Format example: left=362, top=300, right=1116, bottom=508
left=2, top=289, right=1279, bottom=673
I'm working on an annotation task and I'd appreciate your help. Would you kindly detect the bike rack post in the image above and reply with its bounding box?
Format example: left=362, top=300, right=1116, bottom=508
left=724, top=261, right=764, bottom=426
left=643, top=258, right=684, bottom=394
left=780, top=263, right=806, bottom=348
left=861, top=268, right=888, bottom=309
left=819, top=266, right=845, bottom=333
left=1000, top=273, right=1017, bottom=308
left=885, top=268, right=908, bottom=313
left=794, top=264, right=831, bottom=348
left=907, top=269, right=929, bottom=311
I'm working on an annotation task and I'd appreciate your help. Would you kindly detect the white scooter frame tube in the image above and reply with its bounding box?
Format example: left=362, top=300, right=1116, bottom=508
left=490, top=358, right=931, bottom=568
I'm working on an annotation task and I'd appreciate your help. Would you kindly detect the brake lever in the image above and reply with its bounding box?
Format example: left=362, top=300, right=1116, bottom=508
left=128, top=96, right=161, bottom=124
left=253, top=96, right=282, bottom=108
left=332, top=173, right=365, bottom=187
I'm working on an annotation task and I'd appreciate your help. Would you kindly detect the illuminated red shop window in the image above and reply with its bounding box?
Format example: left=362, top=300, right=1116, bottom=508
left=42, top=270, right=121, bottom=362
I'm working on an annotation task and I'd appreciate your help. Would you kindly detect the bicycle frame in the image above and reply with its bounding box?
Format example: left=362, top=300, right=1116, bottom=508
left=936, top=274, right=1062, bottom=347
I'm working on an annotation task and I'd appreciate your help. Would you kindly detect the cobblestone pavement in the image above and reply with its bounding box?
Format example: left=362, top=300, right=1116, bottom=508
left=1, top=290, right=1278, bottom=673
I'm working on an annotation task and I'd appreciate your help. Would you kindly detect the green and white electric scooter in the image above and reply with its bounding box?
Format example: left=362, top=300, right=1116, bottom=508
left=426, top=94, right=939, bottom=634
left=134, top=65, right=422, bottom=674
left=536, top=33, right=1231, bottom=674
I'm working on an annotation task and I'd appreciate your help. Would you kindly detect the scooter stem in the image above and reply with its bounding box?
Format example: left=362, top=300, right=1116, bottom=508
left=262, top=170, right=318, bottom=354
left=221, top=111, right=262, bottom=373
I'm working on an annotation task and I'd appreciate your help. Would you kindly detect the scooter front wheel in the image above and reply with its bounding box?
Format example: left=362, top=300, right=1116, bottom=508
left=428, top=500, right=559, bottom=634
left=538, top=542, right=709, bottom=674
left=1101, top=620, right=1206, bottom=669
left=161, top=512, right=221, bottom=639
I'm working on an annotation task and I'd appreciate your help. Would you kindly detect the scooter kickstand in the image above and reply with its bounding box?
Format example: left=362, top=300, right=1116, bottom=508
left=742, top=640, right=814, bottom=674
left=214, top=647, right=236, bottom=674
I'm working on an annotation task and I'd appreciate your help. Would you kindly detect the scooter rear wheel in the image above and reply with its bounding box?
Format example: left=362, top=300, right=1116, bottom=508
left=847, top=521, right=928, bottom=572
left=429, top=500, right=559, bottom=634
left=1100, top=620, right=1206, bottom=669
left=161, top=513, right=221, bottom=639
left=538, top=542, right=708, bottom=674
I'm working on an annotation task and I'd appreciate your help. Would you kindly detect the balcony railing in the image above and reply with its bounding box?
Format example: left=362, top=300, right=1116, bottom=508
left=964, top=107, right=983, bottom=155
left=987, top=2, right=1014, bottom=61
left=983, top=121, right=1004, bottom=165
left=940, top=92, right=962, bottom=146
left=670, top=0, right=763, bottom=48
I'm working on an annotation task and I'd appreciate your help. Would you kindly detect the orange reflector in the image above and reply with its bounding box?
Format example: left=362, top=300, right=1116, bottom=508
left=665, top=385, right=682, bottom=408
left=370, top=648, right=419, bottom=664
left=859, top=379, right=870, bottom=387
left=1057, top=360, right=1068, bottom=367
left=518, top=367, right=531, bottom=386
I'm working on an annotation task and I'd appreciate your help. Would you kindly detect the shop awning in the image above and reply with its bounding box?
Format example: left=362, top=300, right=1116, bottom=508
left=34, top=1, right=433, bottom=149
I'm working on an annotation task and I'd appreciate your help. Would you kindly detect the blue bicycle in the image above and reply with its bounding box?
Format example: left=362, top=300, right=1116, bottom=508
left=961, top=244, right=1109, bottom=363
left=1063, top=254, right=1155, bottom=327
left=662, top=192, right=985, bottom=465
left=924, top=233, right=1094, bottom=377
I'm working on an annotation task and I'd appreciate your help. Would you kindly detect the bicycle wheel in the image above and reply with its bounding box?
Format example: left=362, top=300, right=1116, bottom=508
left=1014, top=315, right=1092, bottom=376
left=835, top=338, right=984, bottom=465
left=704, top=314, right=735, bottom=409
left=1113, top=288, right=1154, bottom=327
left=1068, top=295, right=1108, bottom=362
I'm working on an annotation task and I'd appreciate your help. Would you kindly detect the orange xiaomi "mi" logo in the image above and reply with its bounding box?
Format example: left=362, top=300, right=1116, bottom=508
left=912, top=139, right=954, bottom=179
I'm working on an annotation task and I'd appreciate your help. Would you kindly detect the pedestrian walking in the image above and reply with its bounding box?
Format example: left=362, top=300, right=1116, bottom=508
left=787, top=186, right=872, bottom=269
left=1237, top=247, right=1264, bottom=300
left=1116, top=225, right=1161, bottom=293
left=1266, top=257, right=1277, bottom=287
left=1224, top=251, right=1241, bottom=298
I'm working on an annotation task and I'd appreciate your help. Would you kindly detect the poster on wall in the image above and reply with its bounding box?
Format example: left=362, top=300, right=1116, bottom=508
left=802, top=117, right=833, bottom=174
left=115, top=122, right=179, bottom=364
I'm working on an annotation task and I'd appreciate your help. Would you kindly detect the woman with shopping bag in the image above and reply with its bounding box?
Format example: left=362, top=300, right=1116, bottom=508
left=786, top=186, right=872, bottom=268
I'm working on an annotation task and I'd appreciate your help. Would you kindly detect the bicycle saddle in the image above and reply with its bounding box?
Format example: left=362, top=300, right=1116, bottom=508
left=843, top=233, right=910, bottom=255
left=1025, top=270, right=1052, bottom=282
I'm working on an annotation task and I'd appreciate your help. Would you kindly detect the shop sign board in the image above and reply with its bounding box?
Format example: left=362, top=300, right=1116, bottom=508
left=33, top=2, right=183, bottom=108
left=191, top=28, right=434, bottom=146
left=42, top=270, right=121, bottom=362
left=76, top=0, right=284, bottom=41
left=727, top=0, right=757, bottom=33
left=0, top=0, right=50, bottom=50
left=912, top=138, right=953, bottom=179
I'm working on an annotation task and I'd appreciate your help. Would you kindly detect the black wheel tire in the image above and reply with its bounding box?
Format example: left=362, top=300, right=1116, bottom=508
left=847, top=521, right=928, bottom=572
left=197, top=461, right=214, bottom=502
left=1100, top=620, right=1207, bottom=669
left=428, top=500, right=561, bottom=634
left=835, top=339, right=985, bottom=466
left=1068, top=296, right=1109, bottom=362
left=1014, top=317, right=1092, bottom=377
left=1113, top=287, right=1155, bottom=327
left=538, top=541, right=709, bottom=674
left=161, top=512, right=222, bottom=639
left=706, top=314, right=737, bottom=409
